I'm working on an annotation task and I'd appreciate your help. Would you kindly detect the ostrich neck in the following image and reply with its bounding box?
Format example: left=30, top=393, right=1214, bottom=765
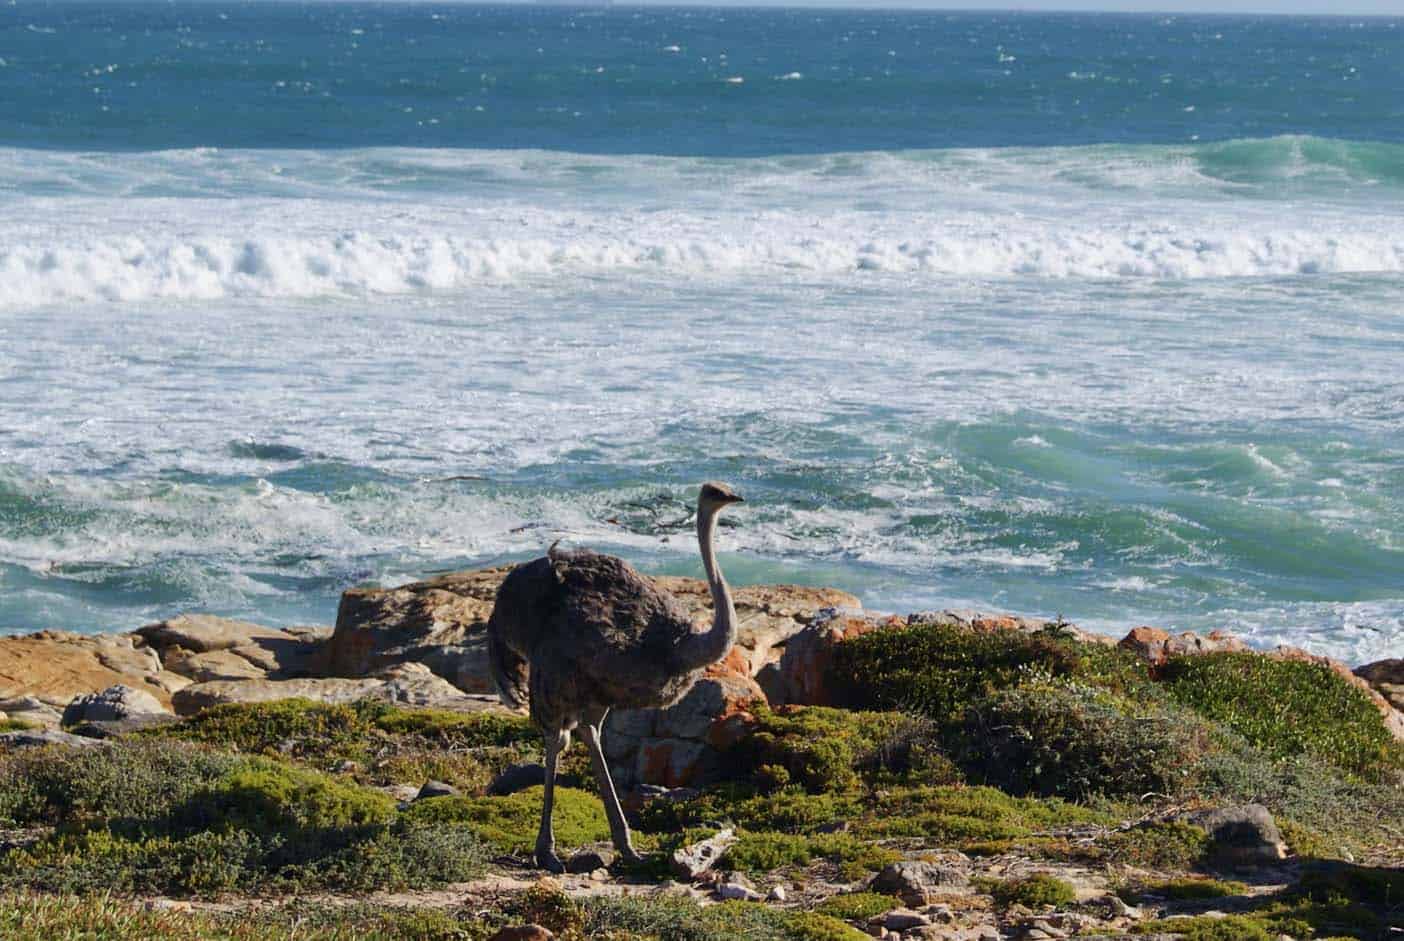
left=676, top=506, right=737, bottom=672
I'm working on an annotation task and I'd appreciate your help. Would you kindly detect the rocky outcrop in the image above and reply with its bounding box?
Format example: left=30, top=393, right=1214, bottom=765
left=137, top=615, right=330, bottom=684
left=1117, top=626, right=1250, bottom=665
left=171, top=663, right=505, bottom=716
left=869, top=858, right=973, bottom=905
left=1179, top=804, right=1286, bottom=866
left=0, top=630, right=187, bottom=709
left=61, top=684, right=169, bottom=725
left=606, top=652, right=765, bottom=789
left=1356, top=659, right=1404, bottom=712
left=767, top=609, right=903, bottom=706
left=0, top=696, right=63, bottom=730
left=319, top=568, right=504, bottom=690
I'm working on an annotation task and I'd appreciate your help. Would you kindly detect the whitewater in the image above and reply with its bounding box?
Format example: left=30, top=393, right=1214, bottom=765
left=1, top=5, right=1401, bottom=666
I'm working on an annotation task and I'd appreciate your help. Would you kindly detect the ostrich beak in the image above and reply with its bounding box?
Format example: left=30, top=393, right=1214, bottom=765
left=728, top=493, right=745, bottom=504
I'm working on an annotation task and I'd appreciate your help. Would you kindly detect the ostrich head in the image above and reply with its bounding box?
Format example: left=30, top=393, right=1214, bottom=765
left=698, top=481, right=744, bottom=513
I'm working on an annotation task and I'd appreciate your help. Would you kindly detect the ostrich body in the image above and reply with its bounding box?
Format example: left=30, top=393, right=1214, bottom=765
left=486, top=482, right=744, bottom=871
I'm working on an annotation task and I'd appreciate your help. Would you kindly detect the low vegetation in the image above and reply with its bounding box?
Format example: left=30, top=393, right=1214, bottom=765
left=1, top=617, right=1400, bottom=940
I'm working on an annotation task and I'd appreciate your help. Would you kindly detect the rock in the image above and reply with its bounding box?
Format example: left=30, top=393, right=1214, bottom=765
left=0, top=728, right=107, bottom=749
left=0, top=696, right=63, bottom=730
left=653, top=578, right=862, bottom=676
left=773, top=609, right=905, bottom=706
left=67, top=714, right=181, bottom=739
left=488, top=926, right=554, bottom=941
left=671, top=827, right=736, bottom=881
left=415, top=780, right=458, bottom=800
left=768, top=884, right=787, bottom=902
left=320, top=568, right=504, bottom=687
left=170, top=664, right=510, bottom=716
left=883, top=909, right=933, bottom=931
left=717, top=880, right=763, bottom=901
left=134, top=614, right=291, bottom=655
left=1118, top=626, right=1249, bottom=665
left=62, top=684, right=169, bottom=726
left=567, top=848, right=613, bottom=873
left=488, top=763, right=547, bottom=796
left=1181, top=804, right=1286, bottom=866
left=870, top=861, right=972, bottom=906
left=1356, top=659, right=1404, bottom=712
left=635, top=738, right=711, bottom=789
left=0, top=630, right=174, bottom=707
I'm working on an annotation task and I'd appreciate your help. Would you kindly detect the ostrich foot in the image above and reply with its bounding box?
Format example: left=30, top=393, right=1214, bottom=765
left=534, top=847, right=565, bottom=873
left=617, top=847, right=647, bottom=867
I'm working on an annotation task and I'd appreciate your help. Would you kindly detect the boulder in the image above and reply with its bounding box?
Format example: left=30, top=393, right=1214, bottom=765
left=0, top=696, right=63, bottom=730
left=607, top=657, right=763, bottom=789
left=1180, top=804, right=1286, bottom=866
left=66, top=714, right=181, bottom=739
left=134, top=614, right=290, bottom=655
left=1356, top=659, right=1404, bottom=712
left=1118, top=627, right=1249, bottom=665
left=653, top=578, right=862, bottom=676
left=869, top=860, right=972, bottom=906
left=566, top=848, right=613, bottom=873
left=0, top=728, right=107, bottom=749
left=415, top=780, right=458, bottom=800
left=170, top=664, right=511, bottom=716
left=671, top=827, right=736, bottom=881
left=771, top=609, right=905, bottom=706
left=319, top=568, right=504, bottom=686
left=488, top=763, right=547, bottom=796
left=0, top=630, right=176, bottom=707
left=62, top=684, right=169, bottom=726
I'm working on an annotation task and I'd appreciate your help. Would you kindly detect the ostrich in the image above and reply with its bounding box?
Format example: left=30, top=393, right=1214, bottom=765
left=486, top=481, right=745, bottom=871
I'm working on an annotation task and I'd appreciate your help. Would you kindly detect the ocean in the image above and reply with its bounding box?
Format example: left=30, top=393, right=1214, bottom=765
left=1, top=3, right=1402, bottom=665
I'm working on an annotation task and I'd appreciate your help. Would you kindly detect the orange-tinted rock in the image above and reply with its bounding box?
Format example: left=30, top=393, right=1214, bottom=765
left=1119, top=626, right=1173, bottom=664
left=1119, top=626, right=1249, bottom=665
left=772, top=611, right=905, bottom=706
left=1356, top=659, right=1404, bottom=713
left=636, top=738, right=709, bottom=788
left=0, top=630, right=175, bottom=708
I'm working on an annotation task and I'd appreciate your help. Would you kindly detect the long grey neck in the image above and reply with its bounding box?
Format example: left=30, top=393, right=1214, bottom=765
left=675, top=505, right=737, bottom=672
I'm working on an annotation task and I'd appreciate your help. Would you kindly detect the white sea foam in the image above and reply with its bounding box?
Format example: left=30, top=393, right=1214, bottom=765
left=3, top=207, right=1404, bottom=309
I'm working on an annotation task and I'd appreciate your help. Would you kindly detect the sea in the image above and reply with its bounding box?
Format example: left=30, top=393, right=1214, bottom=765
left=1, top=3, right=1402, bottom=665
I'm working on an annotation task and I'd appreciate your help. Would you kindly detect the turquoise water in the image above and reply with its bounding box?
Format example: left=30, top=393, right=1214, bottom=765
left=1, top=5, right=1402, bottom=663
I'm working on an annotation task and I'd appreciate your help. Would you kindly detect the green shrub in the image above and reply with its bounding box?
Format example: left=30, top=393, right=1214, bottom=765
left=1134, top=915, right=1273, bottom=941
left=1162, top=653, right=1403, bottom=780
left=861, top=785, right=1112, bottom=844
left=403, top=787, right=609, bottom=854
left=721, top=831, right=898, bottom=877
left=955, top=681, right=1210, bottom=800
left=583, top=896, right=792, bottom=941
left=0, top=738, right=239, bottom=826
left=0, top=720, right=35, bottom=733
left=727, top=706, right=912, bottom=793
left=829, top=622, right=1155, bottom=720
left=1127, top=877, right=1248, bottom=901
left=784, top=912, right=870, bottom=941
left=1100, top=822, right=1208, bottom=870
left=990, top=873, right=1077, bottom=909
left=187, top=761, right=396, bottom=834
left=815, top=892, right=901, bottom=920
left=638, top=785, right=860, bottom=836
left=370, top=707, right=536, bottom=747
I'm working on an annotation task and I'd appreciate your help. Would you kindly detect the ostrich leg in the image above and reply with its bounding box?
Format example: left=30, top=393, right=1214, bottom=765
left=534, top=727, right=570, bottom=873
left=580, top=708, right=643, bottom=865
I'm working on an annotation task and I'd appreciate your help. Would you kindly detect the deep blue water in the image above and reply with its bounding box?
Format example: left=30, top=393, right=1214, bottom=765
left=3, top=4, right=1403, bottom=153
